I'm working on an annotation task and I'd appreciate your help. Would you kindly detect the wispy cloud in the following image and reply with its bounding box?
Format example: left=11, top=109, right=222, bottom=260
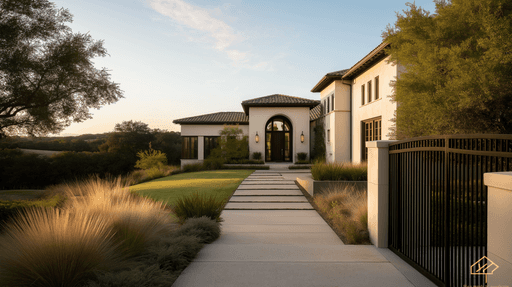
left=148, top=0, right=271, bottom=70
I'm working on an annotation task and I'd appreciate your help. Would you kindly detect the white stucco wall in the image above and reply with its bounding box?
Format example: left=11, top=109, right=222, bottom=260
left=248, top=107, right=310, bottom=162
left=179, top=124, right=249, bottom=167
left=351, top=56, right=398, bottom=163
left=320, top=80, right=351, bottom=163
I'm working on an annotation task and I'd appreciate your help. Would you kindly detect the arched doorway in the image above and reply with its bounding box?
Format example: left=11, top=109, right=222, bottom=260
left=265, top=116, right=292, bottom=162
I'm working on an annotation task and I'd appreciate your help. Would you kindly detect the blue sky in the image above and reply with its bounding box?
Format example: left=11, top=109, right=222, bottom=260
left=52, top=0, right=437, bottom=136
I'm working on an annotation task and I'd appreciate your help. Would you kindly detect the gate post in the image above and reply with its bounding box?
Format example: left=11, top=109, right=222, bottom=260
left=484, top=172, right=512, bottom=286
left=366, top=140, right=396, bottom=248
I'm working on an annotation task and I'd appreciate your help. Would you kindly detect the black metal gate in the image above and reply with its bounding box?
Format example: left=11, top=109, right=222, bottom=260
left=388, top=135, right=512, bottom=287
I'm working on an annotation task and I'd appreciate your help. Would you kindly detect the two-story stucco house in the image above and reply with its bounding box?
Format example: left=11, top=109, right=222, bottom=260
left=173, top=42, right=398, bottom=166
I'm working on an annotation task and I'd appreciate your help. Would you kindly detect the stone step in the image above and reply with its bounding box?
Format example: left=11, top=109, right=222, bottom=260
left=237, top=185, right=299, bottom=190
left=241, top=181, right=295, bottom=185
left=233, top=190, right=303, bottom=196
left=229, top=196, right=308, bottom=202
left=224, top=202, right=314, bottom=210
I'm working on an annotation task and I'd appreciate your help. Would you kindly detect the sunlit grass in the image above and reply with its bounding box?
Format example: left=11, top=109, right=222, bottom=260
left=130, top=170, right=253, bottom=206
left=311, top=161, right=367, bottom=181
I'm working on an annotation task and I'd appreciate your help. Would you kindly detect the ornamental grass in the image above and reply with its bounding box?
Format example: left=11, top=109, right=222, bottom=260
left=311, top=161, right=367, bottom=181
left=313, top=186, right=370, bottom=244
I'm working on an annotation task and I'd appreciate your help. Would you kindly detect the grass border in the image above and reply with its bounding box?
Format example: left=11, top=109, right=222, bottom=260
left=295, top=179, right=370, bottom=245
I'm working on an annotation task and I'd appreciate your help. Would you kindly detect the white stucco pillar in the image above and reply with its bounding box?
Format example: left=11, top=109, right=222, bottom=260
left=484, top=172, right=512, bottom=286
left=366, top=140, right=396, bottom=248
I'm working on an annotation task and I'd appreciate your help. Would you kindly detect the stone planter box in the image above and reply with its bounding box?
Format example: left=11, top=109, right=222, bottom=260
left=296, top=174, right=367, bottom=197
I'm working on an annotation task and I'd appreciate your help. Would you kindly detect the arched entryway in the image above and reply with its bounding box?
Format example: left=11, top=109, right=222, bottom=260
left=265, top=116, right=292, bottom=162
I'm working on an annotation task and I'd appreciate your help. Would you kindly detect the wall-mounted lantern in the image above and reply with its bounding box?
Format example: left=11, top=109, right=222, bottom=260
left=300, top=131, right=305, bottom=143
left=255, top=132, right=259, bottom=143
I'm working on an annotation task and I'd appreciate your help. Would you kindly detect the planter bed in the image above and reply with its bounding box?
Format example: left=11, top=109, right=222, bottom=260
left=296, top=174, right=366, bottom=196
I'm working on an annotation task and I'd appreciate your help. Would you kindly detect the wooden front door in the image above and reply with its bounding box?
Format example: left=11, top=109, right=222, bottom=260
left=271, top=131, right=285, bottom=161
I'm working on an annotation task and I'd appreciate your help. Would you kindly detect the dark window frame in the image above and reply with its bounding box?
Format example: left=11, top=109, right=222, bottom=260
left=361, top=117, right=382, bottom=161
left=367, top=80, right=372, bottom=103
left=181, top=136, right=198, bottom=159
left=204, top=136, right=219, bottom=159
left=331, top=94, right=334, bottom=111
left=375, top=76, right=379, bottom=99
left=361, top=85, right=365, bottom=105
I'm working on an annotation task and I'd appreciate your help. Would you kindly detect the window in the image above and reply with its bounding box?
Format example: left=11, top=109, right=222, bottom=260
left=375, top=76, right=379, bottom=99
left=331, top=94, right=334, bottom=111
left=367, top=80, right=372, bottom=103
left=327, top=129, right=330, bottom=143
left=204, top=136, right=219, bottom=159
left=361, top=117, right=382, bottom=161
left=327, top=97, right=330, bottom=113
left=181, top=136, right=198, bottom=159
left=361, top=85, right=365, bottom=105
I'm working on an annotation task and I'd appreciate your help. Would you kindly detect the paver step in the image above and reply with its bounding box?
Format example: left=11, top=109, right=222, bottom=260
left=237, top=185, right=299, bottom=190
left=233, top=190, right=303, bottom=196
left=241, top=181, right=295, bottom=185
left=229, top=196, right=308, bottom=202
left=224, top=202, right=314, bottom=210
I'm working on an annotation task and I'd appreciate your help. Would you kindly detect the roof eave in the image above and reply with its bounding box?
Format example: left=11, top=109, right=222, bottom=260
left=342, top=42, right=390, bottom=80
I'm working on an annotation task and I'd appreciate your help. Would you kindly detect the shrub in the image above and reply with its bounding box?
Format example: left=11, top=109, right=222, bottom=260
left=297, top=152, right=308, bottom=161
left=145, top=167, right=166, bottom=180
left=203, top=157, right=224, bottom=170
left=87, top=264, right=178, bottom=287
left=311, top=162, right=367, bottom=181
left=182, top=163, right=204, bottom=173
left=0, top=208, right=123, bottom=287
left=174, top=216, right=221, bottom=244
left=252, top=152, right=262, bottom=160
left=289, top=165, right=311, bottom=170
left=148, top=234, right=203, bottom=272
left=0, top=194, right=65, bottom=229
left=135, top=148, right=167, bottom=170
left=295, top=160, right=310, bottom=164
left=172, top=192, right=224, bottom=223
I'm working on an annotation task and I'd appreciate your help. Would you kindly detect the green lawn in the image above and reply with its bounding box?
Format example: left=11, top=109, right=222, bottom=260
left=130, top=170, right=254, bottom=207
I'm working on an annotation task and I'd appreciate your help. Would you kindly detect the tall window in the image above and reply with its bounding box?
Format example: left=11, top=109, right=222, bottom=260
left=375, top=76, right=379, bottom=99
left=327, top=129, right=330, bottom=143
left=204, top=136, right=219, bottom=159
left=331, top=94, right=334, bottom=111
left=181, top=136, right=198, bottom=159
left=361, top=85, right=365, bottom=105
left=367, top=80, right=372, bottom=103
left=361, top=117, right=382, bottom=161
left=327, top=97, right=330, bottom=113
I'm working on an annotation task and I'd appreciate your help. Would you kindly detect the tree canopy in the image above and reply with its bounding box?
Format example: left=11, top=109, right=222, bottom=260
left=0, top=0, right=123, bottom=137
left=383, top=0, right=512, bottom=139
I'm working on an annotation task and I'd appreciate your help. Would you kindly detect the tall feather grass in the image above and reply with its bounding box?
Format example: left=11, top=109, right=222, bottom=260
left=0, top=208, right=123, bottom=287
left=0, top=177, right=178, bottom=286
left=311, top=161, right=367, bottom=181
left=313, top=186, right=370, bottom=244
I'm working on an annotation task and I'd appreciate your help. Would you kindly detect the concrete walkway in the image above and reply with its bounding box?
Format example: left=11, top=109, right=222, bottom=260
left=173, top=170, right=436, bottom=287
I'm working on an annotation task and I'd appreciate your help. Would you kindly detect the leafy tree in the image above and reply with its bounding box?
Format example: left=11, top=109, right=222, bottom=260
left=383, top=0, right=512, bottom=139
left=0, top=0, right=123, bottom=137
left=135, top=146, right=168, bottom=170
left=208, top=125, right=249, bottom=163
left=99, top=121, right=155, bottom=158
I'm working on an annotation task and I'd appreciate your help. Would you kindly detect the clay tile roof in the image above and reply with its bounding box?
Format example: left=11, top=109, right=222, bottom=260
left=173, top=112, right=249, bottom=125
left=241, top=94, right=320, bottom=115
left=309, top=104, right=322, bottom=121
left=310, top=69, right=349, bottom=93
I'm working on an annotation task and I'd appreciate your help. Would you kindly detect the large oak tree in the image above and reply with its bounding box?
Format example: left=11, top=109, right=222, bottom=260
left=0, top=0, right=123, bottom=137
left=384, top=0, right=512, bottom=139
